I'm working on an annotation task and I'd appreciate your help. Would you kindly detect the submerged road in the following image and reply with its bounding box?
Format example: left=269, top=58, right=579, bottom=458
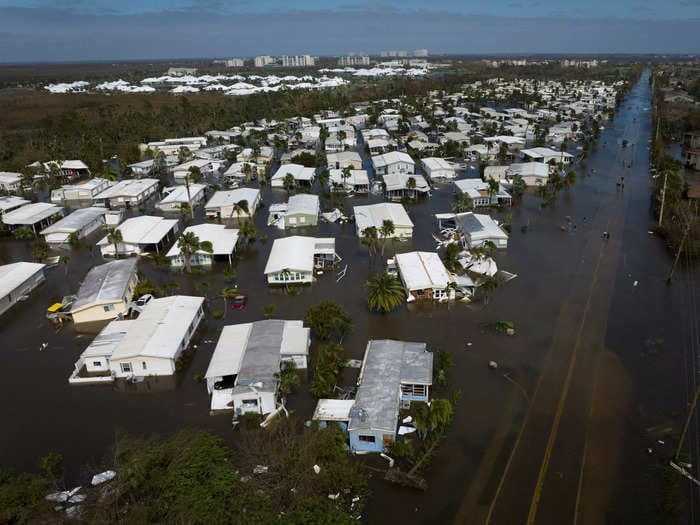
left=459, top=71, right=652, bottom=525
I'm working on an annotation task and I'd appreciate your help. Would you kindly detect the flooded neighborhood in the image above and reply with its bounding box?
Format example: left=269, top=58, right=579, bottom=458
left=0, top=39, right=699, bottom=524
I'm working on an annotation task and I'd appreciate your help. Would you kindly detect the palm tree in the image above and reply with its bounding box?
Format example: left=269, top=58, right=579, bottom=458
left=414, top=403, right=429, bottom=440
left=565, top=170, right=577, bottom=189
left=239, top=220, right=257, bottom=245
left=379, top=219, right=395, bottom=256
left=179, top=202, right=192, bottom=219
left=283, top=173, right=296, bottom=194
left=406, top=176, right=417, bottom=199
left=107, top=228, right=123, bottom=258
left=177, top=231, right=213, bottom=273
left=229, top=199, right=249, bottom=222
left=183, top=166, right=202, bottom=219
left=242, top=162, right=253, bottom=183
left=219, top=287, right=239, bottom=317
left=428, top=398, right=454, bottom=434
left=360, top=226, right=379, bottom=258
left=365, top=272, right=405, bottom=313
left=452, top=193, right=473, bottom=213
left=487, top=177, right=499, bottom=205
left=341, top=165, right=352, bottom=191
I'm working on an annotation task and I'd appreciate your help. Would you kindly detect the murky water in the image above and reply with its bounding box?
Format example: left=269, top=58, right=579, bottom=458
left=0, top=69, right=697, bottom=523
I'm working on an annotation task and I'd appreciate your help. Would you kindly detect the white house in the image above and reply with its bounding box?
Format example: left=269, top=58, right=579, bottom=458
left=50, top=178, right=114, bottom=207
left=2, top=202, right=64, bottom=233
left=506, top=162, right=550, bottom=186
left=155, top=184, right=207, bottom=212
left=454, top=179, right=512, bottom=207
left=204, top=188, right=261, bottom=220
left=382, top=172, right=430, bottom=200
left=97, top=216, right=179, bottom=257
left=172, top=159, right=223, bottom=184
left=32, top=160, right=90, bottom=179
left=328, top=169, right=370, bottom=193
left=392, top=251, right=456, bottom=302
left=0, top=172, right=22, bottom=193
left=93, top=178, right=160, bottom=208
left=270, top=163, right=316, bottom=188
left=371, top=151, right=415, bottom=176
left=0, top=262, right=46, bottom=316
left=453, top=212, right=508, bottom=249
left=264, top=236, right=338, bottom=284
left=267, top=194, right=320, bottom=229
left=204, top=319, right=310, bottom=413
left=421, top=158, right=456, bottom=180
left=40, top=207, right=107, bottom=244
left=166, top=223, right=239, bottom=267
left=70, top=295, right=204, bottom=381
left=327, top=151, right=363, bottom=170
left=0, top=196, right=30, bottom=218
left=520, top=147, right=573, bottom=165
left=353, top=202, right=414, bottom=239
left=70, top=259, right=138, bottom=328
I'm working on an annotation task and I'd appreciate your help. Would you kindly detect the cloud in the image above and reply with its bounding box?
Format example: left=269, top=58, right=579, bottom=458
left=0, top=6, right=698, bottom=62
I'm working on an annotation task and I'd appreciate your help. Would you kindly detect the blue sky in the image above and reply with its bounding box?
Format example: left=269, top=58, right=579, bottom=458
left=0, top=0, right=698, bottom=62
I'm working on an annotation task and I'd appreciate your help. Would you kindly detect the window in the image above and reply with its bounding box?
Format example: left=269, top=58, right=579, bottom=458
left=120, top=363, right=132, bottom=373
left=103, top=304, right=116, bottom=312
left=92, top=361, right=102, bottom=367
left=358, top=435, right=376, bottom=443
left=242, top=399, right=258, bottom=407
left=401, top=383, right=427, bottom=397
left=142, top=361, right=147, bottom=370
left=299, top=216, right=306, bottom=224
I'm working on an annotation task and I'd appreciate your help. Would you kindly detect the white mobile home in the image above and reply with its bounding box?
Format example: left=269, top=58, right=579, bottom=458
left=420, top=158, right=456, bottom=180
left=204, top=319, right=310, bottom=413
left=2, top=202, right=64, bottom=233
left=506, top=162, right=550, bottom=186
left=382, top=173, right=430, bottom=200
left=156, top=184, right=207, bottom=212
left=0, top=172, right=22, bottom=193
left=327, top=151, right=363, bottom=170
left=0, top=262, right=46, bottom=316
left=204, top=188, right=261, bottom=220
left=0, top=196, right=30, bottom=218
left=96, top=216, right=179, bottom=257
left=520, top=147, right=573, bottom=165
left=70, top=259, right=138, bottom=327
left=264, top=236, right=338, bottom=284
left=40, top=206, right=107, bottom=244
left=271, top=164, right=316, bottom=188
left=454, top=179, right=512, bottom=207
left=50, top=178, right=114, bottom=207
left=393, top=251, right=456, bottom=302
left=353, top=202, right=414, bottom=239
left=454, top=212, right=508, bottom=249
left=328, top=169, right=370, bottom=193
left=93, top=178, right=160, bottom=208
left=172, top=159, right=223, bottom=184
left=166, top=223, right=239, bottom=268
left=104, top=295, right=204, bottom=378
left=371, top=151, right=415, bottom=176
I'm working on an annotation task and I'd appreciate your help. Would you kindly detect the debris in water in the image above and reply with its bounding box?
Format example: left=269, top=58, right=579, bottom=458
left=313, top=464, right=321, bottom=474
left=253, top=465, right=269, bottom=475
left=633, top=281, right=638, bottom=287
left=40, top=342, right=48, bottom=351
left=328, top=492, right=340, bottom=500
left=402, top=415, right=413, bottom=424
left=489, top=361, right=498, bottom=369
left=91, top=470, right=116, bottom=486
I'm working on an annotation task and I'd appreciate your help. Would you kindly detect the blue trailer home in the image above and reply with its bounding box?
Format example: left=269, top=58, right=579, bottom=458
left=347, top=340, right=433, bottom=454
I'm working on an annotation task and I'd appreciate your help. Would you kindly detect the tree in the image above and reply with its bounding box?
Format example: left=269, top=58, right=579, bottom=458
left=274, top=362, right=300, bottom=399
left=177, top=146, right=191, bottom=164
left=304, top=301, right=353, bottom=342
left=229, top=199, right=249, bottom=221
left=177, top=231, right=213, bottom=273
left=510, top=175, right=526, bottom=198
left=310, top=342, right=346, bottom=398
left=283, top=173, right=296, bottom=194
left=239, top=219, right=257, bottom=245
left=565, top=170, right=577, bottom=189
left=486, top=177, right=499, bottom=203
left=179, top=202, right=192, bottom=219
left=219, top=287, right=239, bottom=317
left=428, top=398, right=454, bottom=434
left=13, top=226, right=35, bottom=240
left=379, top=219, right=395, bottom=255
left=360, top=226, right=379, bottom=258
left=263, top=303, right=277, bottom=318
left=183, top=166, right=203, bottom=219
left=241, top=162, right=253, bottom=183
left=365, top=272, right=405, bottom=313
left=452, top=193, right=473, bottom=213
left=107, top=228, right=123, bottom=258
left=406, top=176, right=417, bottom=199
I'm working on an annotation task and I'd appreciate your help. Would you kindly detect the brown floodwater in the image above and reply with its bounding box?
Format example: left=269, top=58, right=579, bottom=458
left=0, top=69, right=697, bottom=523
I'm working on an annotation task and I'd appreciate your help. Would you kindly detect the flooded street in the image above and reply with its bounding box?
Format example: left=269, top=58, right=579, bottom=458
left=0, top=69, right=696, bottom=523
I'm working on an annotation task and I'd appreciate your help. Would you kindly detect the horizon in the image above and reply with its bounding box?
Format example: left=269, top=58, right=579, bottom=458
left=0, top=1, right=698, bottom=62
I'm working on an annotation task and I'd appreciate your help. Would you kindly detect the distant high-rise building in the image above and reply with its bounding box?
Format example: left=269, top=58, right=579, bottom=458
left=380, top=50, right=399, bottom=57
left=167, top=67, right=198, bottom=76
left=338, top=55, right=370, bottom=66
left=254, top=55, right=274, bottom=67
left=224, top=58, right=244, bottom=67
left=397, top=50, right=408, bottom=57
left=280, top=55, right=316, bottom=67
left=413, top=49, right=429, bottom=57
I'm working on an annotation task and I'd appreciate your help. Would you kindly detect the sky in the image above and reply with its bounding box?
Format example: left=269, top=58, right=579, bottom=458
left=0, top=0, right=698, bottom=62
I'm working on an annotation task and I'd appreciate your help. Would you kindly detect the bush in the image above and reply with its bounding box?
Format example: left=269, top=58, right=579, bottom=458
left=212, top=310, right=224, bottom=319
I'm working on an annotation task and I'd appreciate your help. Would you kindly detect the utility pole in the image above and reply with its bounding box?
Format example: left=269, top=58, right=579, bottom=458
left=667, top=219, right=692, bottom=284
left=658, top=170, right=668, bottom=227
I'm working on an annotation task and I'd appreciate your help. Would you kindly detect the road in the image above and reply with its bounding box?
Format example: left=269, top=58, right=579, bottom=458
left=457, top=70, right=652, bottom=525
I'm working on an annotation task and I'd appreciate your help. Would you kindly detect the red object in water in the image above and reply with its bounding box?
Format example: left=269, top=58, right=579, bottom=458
left=231, top=294, right=248, bottom=310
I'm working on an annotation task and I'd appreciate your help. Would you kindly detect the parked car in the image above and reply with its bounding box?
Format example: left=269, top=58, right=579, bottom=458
left=231, top=294, right=248, bottom=310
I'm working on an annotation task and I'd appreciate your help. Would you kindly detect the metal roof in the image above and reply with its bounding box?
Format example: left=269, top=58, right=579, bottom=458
left=166, top=223, right=239, bottom=257
left=41, top=207, right=106, bottom=235
left=0, top=262, right=45, bottom=300
left=349, top=340, right=433, bottom=433
left=2, top=202, right=63, bottom=225
left=71, top=259, right=137, bottom=312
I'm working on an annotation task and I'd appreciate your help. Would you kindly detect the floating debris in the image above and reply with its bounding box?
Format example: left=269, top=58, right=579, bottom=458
left=91, top=470, right=116, bottom=486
